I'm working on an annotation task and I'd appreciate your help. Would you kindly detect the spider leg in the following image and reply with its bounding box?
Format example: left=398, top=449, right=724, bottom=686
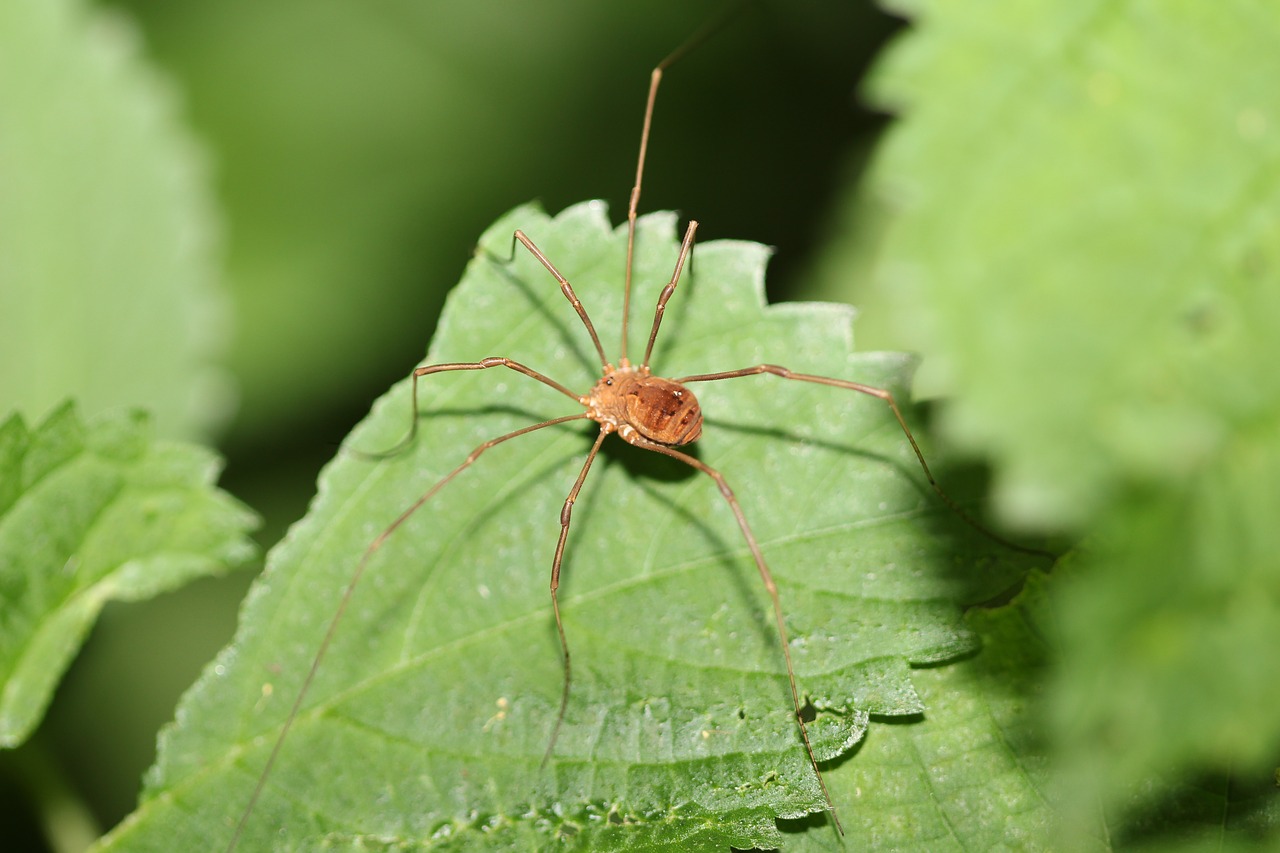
left=623, top=435, right=845, bottom=835
left=622, top=62, right=664, bottom=363
left=677, top=364, right=1056, bottom=560
left=227, top=411, right=590, bottom=853
left=622, top=5, right=739, bottom=362
left=357, top=357, right=585, bottom=460
left=509, top=231, right=611, bottom=371
left=640, top=220, right=698, bottom=369
left=543, top=427, right=610, bottom=767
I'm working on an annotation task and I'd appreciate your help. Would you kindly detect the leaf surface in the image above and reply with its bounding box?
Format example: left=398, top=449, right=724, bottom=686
left=0, top=0, right=228, bottom=437
left=803, top=0, right=1280, bottom=834
left=786, top=570, right=1059, bottom=852
left=99, top=203, right=1038, bottom=850
left=0, top=404, right=257, bottom=747
left=816, top=0, right=1280, bottom=525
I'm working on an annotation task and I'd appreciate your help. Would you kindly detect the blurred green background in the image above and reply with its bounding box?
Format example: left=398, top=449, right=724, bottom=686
left=2, top=0, right=903, bottom=846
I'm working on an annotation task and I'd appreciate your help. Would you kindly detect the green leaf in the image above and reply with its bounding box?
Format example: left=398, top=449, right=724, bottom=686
left=819, top=568, right=1279, bottom=853
left=1050, top=453, right=1280, bottom=845
left=97, top=203, right=1039, bottom=850
left=851, top=0, right=1280, bottom=528
left=790, top=566, right=1279, bottom=853
left=805, top=569, right=1059, bottom=852
left=0, top=403, right=257, bottom=748
left=800, top=0, right=1280, bottom=835
left=0, top=0, right=229, bottom=438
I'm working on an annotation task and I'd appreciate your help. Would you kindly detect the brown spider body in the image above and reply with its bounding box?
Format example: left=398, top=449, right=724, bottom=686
left=584, top=365, right=703, bottom=446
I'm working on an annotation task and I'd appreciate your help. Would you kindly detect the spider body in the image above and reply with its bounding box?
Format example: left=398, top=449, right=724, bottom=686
left=585, top=365, right=703, bottom=446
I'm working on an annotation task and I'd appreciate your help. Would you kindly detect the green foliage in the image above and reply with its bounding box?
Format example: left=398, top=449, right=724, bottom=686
left=0, top=0, right=229, bottom=439
left=860, top=0, right=1280, bottom=529
left=95, top=205, right=1038, bottom=851
left=805, top=0, right=1280, bottom=846
left=829, top=568, right=1276, bottom=853
left=9, top=0, right=1278, bottom=848
left=0, top=404, right=257, bottom=749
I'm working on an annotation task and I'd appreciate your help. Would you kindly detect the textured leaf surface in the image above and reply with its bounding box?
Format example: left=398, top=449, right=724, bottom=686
left=800, top=0, right=1280, bottom=836
left=0, top=0, right=228, bottom=437
left=788, top=568, right=1278, bottom=853
left=0, top=404, right=257, bottom=747
left=98, top=204, right=1037, bottom=850
left=788, top=570, right=1059, bottom=852
left=854, top=0, right=1280, bottom=528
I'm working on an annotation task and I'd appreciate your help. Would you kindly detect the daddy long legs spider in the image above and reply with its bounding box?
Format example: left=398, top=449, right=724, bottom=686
left=209, top=25, right=1048, bottom=853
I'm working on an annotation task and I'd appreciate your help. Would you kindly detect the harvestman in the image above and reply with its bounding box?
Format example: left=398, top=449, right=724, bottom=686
left=228, top=25, right=1048, bottom=851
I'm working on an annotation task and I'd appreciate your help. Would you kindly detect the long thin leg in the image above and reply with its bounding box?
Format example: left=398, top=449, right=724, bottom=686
left=626, top=434, right=844, bottom=835
left=543, top=427, right=610, bottom=765
left=621, top=6, right=739, bottom=364
left=640, top=220, right=698, bottom=369
left=677, top=364, right=1055, bottom=559
left=621, top=64, right=662, bottom=366
left=360, top=357, right=586, bottom=460
left=512, top=230, right=611, bottom=371
left=226, top=412, right=591, bottom=853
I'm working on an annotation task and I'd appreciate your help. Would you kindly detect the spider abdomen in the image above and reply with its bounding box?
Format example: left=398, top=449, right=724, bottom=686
left=625, top=377, right=702, bottom=445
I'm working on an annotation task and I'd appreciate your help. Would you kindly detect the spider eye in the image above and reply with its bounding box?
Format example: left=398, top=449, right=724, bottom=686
left=605, top=378, right=613, bottom=386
